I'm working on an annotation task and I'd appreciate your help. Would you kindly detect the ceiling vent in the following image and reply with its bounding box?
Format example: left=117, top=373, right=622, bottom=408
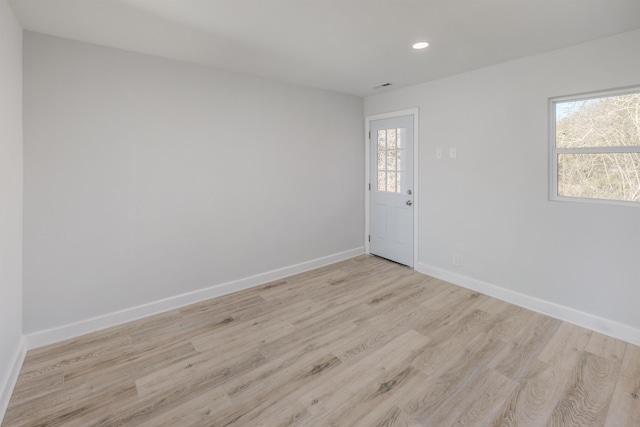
left=373, top=82, right=392, bottom=90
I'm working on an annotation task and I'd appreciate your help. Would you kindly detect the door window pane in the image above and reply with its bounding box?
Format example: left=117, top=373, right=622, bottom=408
left=387, top=172, right=396, bottom=192
left=377, top=151, right=386, bottom=171
left=375, top=127, right=407, bottom=193
left=387, top=150, right=397, bottom=170
left=377, top=171, right=386, bottom=191
left=387, top=129, right=396, bottom=149
left=377, top=130, right=386, bottom=151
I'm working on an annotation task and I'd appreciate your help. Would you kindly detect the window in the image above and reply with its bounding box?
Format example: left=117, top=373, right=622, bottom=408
left=376, top=128, right=407, bottom=193
left=550, top=87, right=640, bottom=206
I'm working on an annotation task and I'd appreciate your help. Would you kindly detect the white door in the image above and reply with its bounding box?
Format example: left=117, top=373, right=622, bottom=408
left=370, top=115, right=414, bottom=267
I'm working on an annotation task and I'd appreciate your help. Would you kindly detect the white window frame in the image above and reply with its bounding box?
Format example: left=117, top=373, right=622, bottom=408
left=549, top=85, right=640, bottom=208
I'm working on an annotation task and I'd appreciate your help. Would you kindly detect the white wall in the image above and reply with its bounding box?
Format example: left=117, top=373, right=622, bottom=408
left=366, top=30, right=640, bottom=340
left=23, top=32, right=364, bottom=335
left=0, top=0, right=24, bottom=416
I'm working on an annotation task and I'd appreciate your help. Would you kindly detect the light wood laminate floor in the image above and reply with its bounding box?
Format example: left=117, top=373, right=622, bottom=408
left=3, top=255, right=639, bottom=426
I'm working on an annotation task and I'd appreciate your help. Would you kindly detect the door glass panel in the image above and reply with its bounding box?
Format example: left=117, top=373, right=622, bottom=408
left=377, top=171, right=386, bottom=191
left=377, top=130, right=386, bottom=150
left=377, top=151, right=386, bottom=171
left=387, top=129, right=397, bottom=149
left=387, top=150, right=397, bottom=170
left=375, top=127, right=408, bottom=193
left=387, top=171, right=396, bottom=192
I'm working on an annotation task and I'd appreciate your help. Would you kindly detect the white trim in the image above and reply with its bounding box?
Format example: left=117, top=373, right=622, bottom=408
left=365, top=108, right=420, bottom=268
left=550, top=194, right=640, bottom=208
left=555, top=146, right=640, bottom=154
left=364, top=119, right=370, bottom=255
left=416, top=262, right=640, bottom=346
left=0, top=336, right=26, bottom=423
left=552, top=84, right=640, bottom=104
left=26, top=247, right=365, bottom=350
left=413, top=111, right=420, bottom=269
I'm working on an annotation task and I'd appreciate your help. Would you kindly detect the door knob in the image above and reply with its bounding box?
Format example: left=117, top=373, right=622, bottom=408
left=406, top=200, right=413, bottom=206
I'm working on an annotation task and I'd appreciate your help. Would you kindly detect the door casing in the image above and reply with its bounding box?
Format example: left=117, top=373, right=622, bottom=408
left=365, top=108, right=419, bottom=269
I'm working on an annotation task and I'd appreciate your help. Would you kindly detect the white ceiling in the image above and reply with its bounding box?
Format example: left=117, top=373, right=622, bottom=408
left=9, top=0, right=640, bottom=97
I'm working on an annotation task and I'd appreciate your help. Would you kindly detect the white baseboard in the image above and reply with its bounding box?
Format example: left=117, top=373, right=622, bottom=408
left=416, top=262, right=640, bottom=347
left=26, top=247, right=365, bottom=350
left=0, top=335, right=26, bottom=423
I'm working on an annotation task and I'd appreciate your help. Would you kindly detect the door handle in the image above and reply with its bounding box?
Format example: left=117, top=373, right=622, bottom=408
left=406, top=200, right=413, bottom=206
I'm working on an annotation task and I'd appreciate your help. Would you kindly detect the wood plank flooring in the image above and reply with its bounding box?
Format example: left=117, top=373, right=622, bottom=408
left=3, top=255, right=639, bottom=426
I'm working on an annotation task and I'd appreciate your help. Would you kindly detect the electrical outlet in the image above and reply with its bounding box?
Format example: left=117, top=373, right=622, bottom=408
left=453, top=254, right=460, bottom=266
left=450, top=148, right=457, bottom=159
left=436, top=148, right=443, bottom=159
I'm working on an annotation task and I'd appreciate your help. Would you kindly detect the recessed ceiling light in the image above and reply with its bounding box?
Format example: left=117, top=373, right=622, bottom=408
left=412, top=41, right=429, bottom=50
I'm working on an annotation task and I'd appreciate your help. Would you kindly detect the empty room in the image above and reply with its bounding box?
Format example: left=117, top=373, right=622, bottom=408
left=1, top=0, right=640, bottom=425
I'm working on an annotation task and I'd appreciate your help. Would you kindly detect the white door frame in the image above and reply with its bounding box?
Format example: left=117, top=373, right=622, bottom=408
left=365, top=108, right=419, bottom=269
